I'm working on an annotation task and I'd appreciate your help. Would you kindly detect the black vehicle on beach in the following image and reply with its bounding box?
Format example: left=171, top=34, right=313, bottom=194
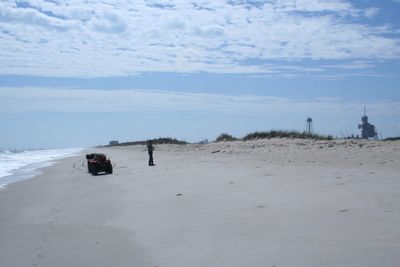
left=86, top=153, right=113, bottom=175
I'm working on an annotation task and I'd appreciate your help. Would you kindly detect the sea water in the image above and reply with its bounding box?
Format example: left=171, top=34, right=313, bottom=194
left=0, top=148, right=83, bottom=189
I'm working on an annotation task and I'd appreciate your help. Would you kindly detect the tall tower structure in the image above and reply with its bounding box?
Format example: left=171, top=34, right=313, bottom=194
left=306, top=117, right=313, bottom=134
left=358, top=106, right=377, bottom=139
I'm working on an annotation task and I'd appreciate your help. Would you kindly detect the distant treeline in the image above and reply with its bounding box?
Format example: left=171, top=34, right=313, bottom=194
left=384, top=136, right=400, bottom=141
left=102, top=132, right=399, bottom=147
left=104, top=137, right=187, bottom=147
left=104, top=131, right=335, bottom=147
left=216, top=130, right=333, bottom=142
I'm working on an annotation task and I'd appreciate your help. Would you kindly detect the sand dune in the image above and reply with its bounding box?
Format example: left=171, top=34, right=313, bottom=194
left=1, top=139, right=399, bottom=267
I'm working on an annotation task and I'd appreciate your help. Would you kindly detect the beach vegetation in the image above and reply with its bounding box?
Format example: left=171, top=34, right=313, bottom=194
left=242, top=130, right=333, bottom=141
left=216, top=133, right=238, bottom=142
left=214, top=130, right=333, bottom=142
left=383, top=136, right=400, bottom=141
left=105, top=137, right=187, bottom=147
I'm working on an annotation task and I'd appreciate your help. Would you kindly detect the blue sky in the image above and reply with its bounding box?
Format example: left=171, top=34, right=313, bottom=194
left=0, top=0, right=400, bottom=148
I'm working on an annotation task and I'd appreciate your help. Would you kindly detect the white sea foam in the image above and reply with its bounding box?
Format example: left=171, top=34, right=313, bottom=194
left=0, top=148, right=83, bottom=188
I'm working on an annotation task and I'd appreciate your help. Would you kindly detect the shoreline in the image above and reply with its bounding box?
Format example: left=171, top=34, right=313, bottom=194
left=1, top=139, right=399, bottom=266
left=0, top=148, right=84, bottom=189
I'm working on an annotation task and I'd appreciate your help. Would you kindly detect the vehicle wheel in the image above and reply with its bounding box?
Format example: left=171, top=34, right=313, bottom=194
left=92, top=165, right=98, bottom=176
left=107, top=164, right=113, bottom=174
left=87, top=162, right=92, bottom=173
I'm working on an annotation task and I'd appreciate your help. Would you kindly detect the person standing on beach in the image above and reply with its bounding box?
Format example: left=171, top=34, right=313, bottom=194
left=147, top=140, right=155, bottom=166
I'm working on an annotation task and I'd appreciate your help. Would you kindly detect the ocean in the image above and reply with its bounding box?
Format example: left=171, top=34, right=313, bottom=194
left=0, top=148, right=83, bottom=189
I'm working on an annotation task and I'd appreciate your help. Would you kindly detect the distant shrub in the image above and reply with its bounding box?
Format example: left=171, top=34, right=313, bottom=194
left=243, top=130, right=333, bottom=141
left=216, top=133, right=237, bottom=142
left=152, top=137, right=187, bottom=145
left=243, top=131, right=272, bottom=140
left=105, top=137, right=187, bottom=147
left=384, top=136, right=400, bottom=141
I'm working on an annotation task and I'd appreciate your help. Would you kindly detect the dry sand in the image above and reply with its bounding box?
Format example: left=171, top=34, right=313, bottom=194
left=1, top=138, right=399, bottom=267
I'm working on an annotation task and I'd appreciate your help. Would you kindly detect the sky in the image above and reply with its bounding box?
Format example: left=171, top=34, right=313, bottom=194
left=0, top=0, right=400, bottom=148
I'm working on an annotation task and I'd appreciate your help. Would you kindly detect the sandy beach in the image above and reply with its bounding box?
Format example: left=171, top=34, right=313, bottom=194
left=1, top=138, right=399, bottom=267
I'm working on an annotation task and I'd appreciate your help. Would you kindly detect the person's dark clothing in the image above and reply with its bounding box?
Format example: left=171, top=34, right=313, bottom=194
left=147, top=142, right=154, bottom=166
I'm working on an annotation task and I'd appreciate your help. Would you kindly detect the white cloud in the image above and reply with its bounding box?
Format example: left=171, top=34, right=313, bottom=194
left=363, top=7, right=380, bottom=19
left=1, top=87, right=400, bottom=118
left=0, top=0, right=399, bottom=77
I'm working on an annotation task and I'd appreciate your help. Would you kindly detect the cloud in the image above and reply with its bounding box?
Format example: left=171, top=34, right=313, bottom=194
left=363, top=7, right=380, bottom=19
left=1, top=87, right=400, bottom=118
left=0, top=0, right=399, bottom=77
left=90, top=10, right=127, bottom=34
left=322, top=60, right=375, bottom=70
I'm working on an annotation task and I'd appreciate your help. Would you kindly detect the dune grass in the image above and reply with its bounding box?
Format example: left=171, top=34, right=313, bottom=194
left=105, top=131, right=334, bottom=147
left=216, top=133, right=238, bottom=142
left=216, top=130, right=333, bottom=142
left=243, top=130, right=333, bottom=141
left=104, top=137, right=187, bottom=147
left=384, top=136, right=400, bottom=141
